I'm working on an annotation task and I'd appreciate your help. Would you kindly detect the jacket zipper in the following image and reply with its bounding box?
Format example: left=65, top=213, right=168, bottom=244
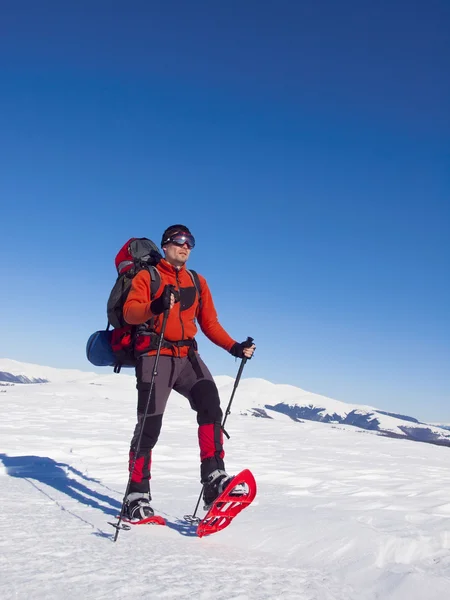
left=175, top=270, right=185, bottom=342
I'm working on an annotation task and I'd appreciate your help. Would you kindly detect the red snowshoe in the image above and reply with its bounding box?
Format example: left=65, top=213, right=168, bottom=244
left=197, top=469, right=257, bottom=538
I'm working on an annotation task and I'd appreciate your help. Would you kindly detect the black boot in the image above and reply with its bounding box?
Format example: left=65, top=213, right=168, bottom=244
left=202, top=469, right=233, bottom=509
left=124, top=492, right=154, bottom=521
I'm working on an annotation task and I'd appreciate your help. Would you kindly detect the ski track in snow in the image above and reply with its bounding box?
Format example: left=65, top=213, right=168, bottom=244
left=1, top=368, right=450, bottom=599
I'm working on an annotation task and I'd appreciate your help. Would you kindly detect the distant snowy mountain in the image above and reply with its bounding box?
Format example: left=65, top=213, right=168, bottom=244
left=215, top=377, right=450, bottom=448
left=430, top=423, right=450, bottom=432
left=0, top=371, right=48, bottom=384
left=2, top=358, right=450, bottom=448
left=0, top=358, right=99, bottom=385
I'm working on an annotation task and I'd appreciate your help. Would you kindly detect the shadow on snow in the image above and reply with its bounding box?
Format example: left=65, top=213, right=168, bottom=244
left=0, top=453, right=121, bottom=517
left=0, top=453, right=201, bottom=539
left=164, top=518, right=198, bottom=537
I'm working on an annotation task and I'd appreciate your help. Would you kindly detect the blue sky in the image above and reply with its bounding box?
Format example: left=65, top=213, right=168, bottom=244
left=1, top=1, right=449, bottom=421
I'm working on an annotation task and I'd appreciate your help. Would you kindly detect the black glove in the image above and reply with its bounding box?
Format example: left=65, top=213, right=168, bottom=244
left=229, top=338, right=254, bottom=359
left=150, top=285, right=180, bottom=315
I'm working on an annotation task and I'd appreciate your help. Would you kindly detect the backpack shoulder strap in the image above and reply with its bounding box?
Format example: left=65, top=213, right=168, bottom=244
left=144, top=265, right=200, bottom=303
left=186, top=269, right=202, bottom=310
left=147, top=265, right=161, bottom=298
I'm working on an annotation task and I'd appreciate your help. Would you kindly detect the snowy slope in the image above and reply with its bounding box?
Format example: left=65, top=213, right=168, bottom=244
left=2, top=359, right=449, bottom=447
left=214, top=377, right=450, bottom=446
left=0, top=358, right=99, bottom=384
left=1, top=360, right=450, bottom=599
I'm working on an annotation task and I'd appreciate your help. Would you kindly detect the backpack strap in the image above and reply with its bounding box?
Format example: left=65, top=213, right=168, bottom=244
left=186, top=269, right=202, bottom=312
left=147, top=265, right=161, bottom=298
left=147, top=265, right=200, bottom=304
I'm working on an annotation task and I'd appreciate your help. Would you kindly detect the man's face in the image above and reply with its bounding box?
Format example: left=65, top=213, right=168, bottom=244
left=164, top=241, right=191, bottom=267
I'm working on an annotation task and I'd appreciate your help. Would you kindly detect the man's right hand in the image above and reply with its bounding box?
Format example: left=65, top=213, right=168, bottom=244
left=230, top=339, right=256, bottom=359
left=150, top=285, right=180, bottom=315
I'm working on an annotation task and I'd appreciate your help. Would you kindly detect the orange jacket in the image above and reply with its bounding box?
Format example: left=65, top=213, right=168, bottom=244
left=123, top=259, right=236, bottom=357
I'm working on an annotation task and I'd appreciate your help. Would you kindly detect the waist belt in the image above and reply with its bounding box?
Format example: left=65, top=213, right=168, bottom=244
left=135, top=331, right=203, bottom=377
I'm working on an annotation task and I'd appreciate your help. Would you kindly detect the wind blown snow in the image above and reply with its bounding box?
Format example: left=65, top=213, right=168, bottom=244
left=1, top=359, right=450, bottom=600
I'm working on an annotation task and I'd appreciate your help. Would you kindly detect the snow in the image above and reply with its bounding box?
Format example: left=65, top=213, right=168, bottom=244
left=1, top=359, right=450, bottom=599
left=216, top=377, right=450, bottom=443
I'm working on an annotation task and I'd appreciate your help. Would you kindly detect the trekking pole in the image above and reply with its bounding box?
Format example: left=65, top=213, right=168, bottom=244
left=221, top=337, right=253, bottom=438
left=185, top=337, right=254, bottom=524
left=111, top=309, right=170, bottom=542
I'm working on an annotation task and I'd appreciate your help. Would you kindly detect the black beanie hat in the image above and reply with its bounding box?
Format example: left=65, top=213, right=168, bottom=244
left=161, top=224, right=192, bottom=247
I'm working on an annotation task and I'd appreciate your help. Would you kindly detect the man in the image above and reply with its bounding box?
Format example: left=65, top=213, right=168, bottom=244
left=122, top=224, right=255, bottom=520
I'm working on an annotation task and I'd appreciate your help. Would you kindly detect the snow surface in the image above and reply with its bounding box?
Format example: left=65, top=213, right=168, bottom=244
left=215, top=376, right=450, bottom=444
left=1, top=360, right=450, bottom=599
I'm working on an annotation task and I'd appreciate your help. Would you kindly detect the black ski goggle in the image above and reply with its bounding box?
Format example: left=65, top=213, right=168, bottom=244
left=164, top=233, right=195, bottom=249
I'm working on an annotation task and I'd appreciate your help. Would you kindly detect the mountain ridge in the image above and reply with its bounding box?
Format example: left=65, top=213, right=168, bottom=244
left=1, top=358, right=449, bottom=448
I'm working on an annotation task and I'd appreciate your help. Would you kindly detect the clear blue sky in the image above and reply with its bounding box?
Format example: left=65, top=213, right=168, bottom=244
left=1, top=1, right=449, bottom=421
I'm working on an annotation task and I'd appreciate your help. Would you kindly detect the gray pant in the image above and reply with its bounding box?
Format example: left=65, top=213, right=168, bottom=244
left=128, top=354, right=225, bottom=495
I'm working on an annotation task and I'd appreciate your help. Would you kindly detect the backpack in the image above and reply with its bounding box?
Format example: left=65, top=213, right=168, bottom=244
left=86, top=237, right=201, bottom=372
